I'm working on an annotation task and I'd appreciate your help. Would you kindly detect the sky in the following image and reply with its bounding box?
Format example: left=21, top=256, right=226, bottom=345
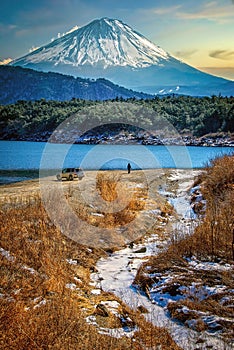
left=0, top=0, right=234, bottom=80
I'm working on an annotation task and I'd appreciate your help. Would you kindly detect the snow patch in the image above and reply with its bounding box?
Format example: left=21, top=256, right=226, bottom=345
left=91, top=289, right=101, bottom=295
left=187, top=258, right=233, bottom=272
left=66, top=283, right=78, bottom=291
left=0, top=247, right=15, bottom=262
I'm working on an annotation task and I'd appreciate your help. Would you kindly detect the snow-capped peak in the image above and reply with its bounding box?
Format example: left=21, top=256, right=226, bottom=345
left=11, top=18, right=170, bottom=69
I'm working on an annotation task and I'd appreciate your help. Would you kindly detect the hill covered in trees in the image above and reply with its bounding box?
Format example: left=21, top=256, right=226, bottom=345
left=0, top=66, right=151, bottom=105
left=0, top=96, right=233, bottom=144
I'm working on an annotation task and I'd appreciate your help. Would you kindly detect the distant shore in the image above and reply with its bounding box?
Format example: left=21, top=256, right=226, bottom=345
left=2, top=132, right=234, bottom=147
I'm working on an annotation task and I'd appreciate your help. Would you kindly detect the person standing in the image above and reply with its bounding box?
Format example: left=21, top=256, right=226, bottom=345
left=127, top=163, right=131, bottom=174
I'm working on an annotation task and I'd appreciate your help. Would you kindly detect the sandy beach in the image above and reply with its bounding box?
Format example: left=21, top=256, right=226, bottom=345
left=0, top=168, right=199, bottom=203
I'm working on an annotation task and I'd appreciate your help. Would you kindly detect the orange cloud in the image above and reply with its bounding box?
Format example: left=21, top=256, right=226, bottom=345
left=29, top=46, right=39, bottom=53
left=0, top=58, right=12, bottom=65
left=173, top=50, right=198, bottom=59
left=209, top=50, right=234, bottom=61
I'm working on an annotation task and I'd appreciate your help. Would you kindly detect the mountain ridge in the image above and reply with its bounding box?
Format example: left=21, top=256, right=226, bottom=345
left=0, top=65, right=152, bottom=105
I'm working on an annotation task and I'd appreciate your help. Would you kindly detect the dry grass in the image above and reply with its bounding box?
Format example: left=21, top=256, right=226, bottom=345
left=69, top=172, right=147, bottom=229
left=56, top=170, right=156, bottom=247
left=155, top=155, right=234, bottom=263
left=177, top=155, right=234, bottom=261
left=195, top=155, right=234, bottom=261
left=94, top=172, right=147, bottom=227
left=0, top=177, right=181, bottom=349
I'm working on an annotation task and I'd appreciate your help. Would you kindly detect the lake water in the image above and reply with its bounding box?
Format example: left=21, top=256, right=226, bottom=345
left=1, top=141, right=233, bottom=172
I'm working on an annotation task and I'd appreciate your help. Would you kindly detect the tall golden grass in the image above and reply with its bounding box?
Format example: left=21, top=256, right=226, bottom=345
left=174, top=154, right=234, bottom=261
left=59, top=171, right=150, bottom=247
left=94, top=172, right=146, bottom=227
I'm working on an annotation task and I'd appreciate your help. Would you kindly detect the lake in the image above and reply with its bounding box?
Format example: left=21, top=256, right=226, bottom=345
left=1, top=141, right=233, bottom=172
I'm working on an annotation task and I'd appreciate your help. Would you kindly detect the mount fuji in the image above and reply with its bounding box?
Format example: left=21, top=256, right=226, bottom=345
left=10, top=18, right=234, bottom=96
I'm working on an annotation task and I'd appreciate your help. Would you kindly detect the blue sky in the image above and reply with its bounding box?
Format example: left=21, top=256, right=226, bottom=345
left=0, top=0, right=234, bottom=80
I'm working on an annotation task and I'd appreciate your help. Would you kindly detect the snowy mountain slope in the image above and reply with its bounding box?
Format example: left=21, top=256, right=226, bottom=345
left=11, top=18, right=171, bottom=69
left=10, top=18, right=234, bottom=96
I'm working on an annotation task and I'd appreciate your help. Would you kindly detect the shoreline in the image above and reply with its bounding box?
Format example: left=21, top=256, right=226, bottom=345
left=0, top=168, right=204, bottom=186
left=0, top=168, right=198, bottom=203
left=1, top=133, right=234, bottom=147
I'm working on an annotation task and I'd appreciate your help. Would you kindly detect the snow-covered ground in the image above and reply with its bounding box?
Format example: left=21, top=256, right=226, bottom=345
left=91, top=169, right=233, bottom=349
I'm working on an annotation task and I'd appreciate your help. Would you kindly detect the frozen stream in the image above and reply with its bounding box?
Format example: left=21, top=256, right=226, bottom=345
left=91, top=170, right=232, bottom=350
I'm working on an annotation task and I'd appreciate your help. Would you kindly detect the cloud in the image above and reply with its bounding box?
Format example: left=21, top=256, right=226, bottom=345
left=153, top=5, right=182, bottom=15
left=209, top=50, right=234, bottom=60
left=199, top=66, right=234, bottom=80
left=144, top=2, right=233, bottom=24
left=176, top=1, right=234, bottom=23
left=65, top=25, right=79, bottom=35
left=10, top=1, right=99, bottom=36
left=0, top=58, right=12, bottom=65
left=0, top=23, right=17, bottom=35
left=59, top=25, right=80, bottom=38
left=50, top=25, right=80, bottom=42
left=173, top=49, right=198, bottom=59
left=29, top=46, right=39, bottom=53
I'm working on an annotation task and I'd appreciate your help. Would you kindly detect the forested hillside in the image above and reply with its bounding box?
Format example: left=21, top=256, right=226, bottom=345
left=0, top=66, right=151, bottom=104
left=0, top=95, right=233, bottom=142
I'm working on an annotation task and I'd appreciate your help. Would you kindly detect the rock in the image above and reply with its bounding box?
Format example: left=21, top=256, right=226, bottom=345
left=137, top=305, right=149, bottom=313
left=133, top=247, right=147, bottom=254
left=95, top=303, right=109, bottom=317
left=90, top=266, right=98, bottom=273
